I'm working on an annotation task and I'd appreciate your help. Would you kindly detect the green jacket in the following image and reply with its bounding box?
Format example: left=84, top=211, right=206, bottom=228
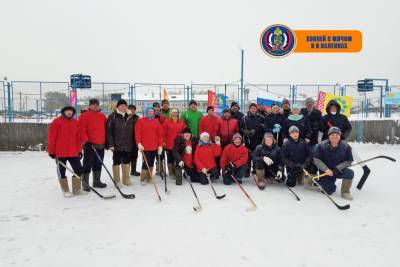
left=180, top=109, right=203, bottom=137
left=160, top=109, right=171, bottom=118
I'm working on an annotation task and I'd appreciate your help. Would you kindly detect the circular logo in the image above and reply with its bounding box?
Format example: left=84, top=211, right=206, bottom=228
left=260, top=24, right=296, bottom=58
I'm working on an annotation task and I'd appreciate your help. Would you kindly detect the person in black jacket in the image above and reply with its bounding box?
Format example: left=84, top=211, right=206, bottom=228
left=281, top=99, right=291, bottom=118
left=240, top=103, right=265, bottom=176
left=106, top=99, right=138, bottom=186
left=257, top=102, right=267, bottom=118
left=128, top=104, right=140, bottom=176
left=264, top=102, right=285, bottom=146
left=321, top=100, right=352, bottom=140
left=252, top=132, right=284, bottom=190
left=281, top=126, right=313, bottom=187
left=313, top=127, right=355, bottom=200
left=282, top=103, right=311, bottom=142
left=172, top=128, right=199, bottom=185
left=230, top=101, right=244, bottom=121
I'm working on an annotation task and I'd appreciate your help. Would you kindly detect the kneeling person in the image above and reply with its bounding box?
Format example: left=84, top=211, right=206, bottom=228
left=194, top=132, right=222, bottom=184
left=220, top=133, right=248, bottom=185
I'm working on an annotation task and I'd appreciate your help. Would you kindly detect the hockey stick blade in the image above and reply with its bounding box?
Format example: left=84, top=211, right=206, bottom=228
left=356, top=165, right=371, bottom=190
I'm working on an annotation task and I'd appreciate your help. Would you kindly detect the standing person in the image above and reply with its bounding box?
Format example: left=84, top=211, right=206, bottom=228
left=160, top=99, right=171, bottom=118
left=230, top=101, right=244, bottom=121
left=256, top=102, right=267, bottom=118
left=135, top=106, right=164, bottom=185
left=172, top=128, right=199, bottom=185
left=106, top=100, right=138, bottom=186
left=217, top=108, right=239, bottom=149
left=220, top=133, right=248, bottom=185
left=194, top=132, right=222, bottom=185
left=264, top=102, right=285, bottom=146
left=163, top=108, right=187, bottom=180
left=78, top=98, right=108, bottom=191
left=252, top=132, right=284, bottom=189
left=48, top=106, right=83, bottom=197
left=180, top=100, right=203, bottom=138
left=321, top=100, right=352, bottom=141
left=153, top=102, right=166, bottom=124
left=282, top=103, right=311, bottom=142
left=128, top=104, right=140, bottom=176
left=281, top=99, right=291, bottom=118
left=313, top=127, right=355, bottom=200
left=281, top=126, right=313, bottom=187
left=239, top=103, right=264, bottom=176
left=199, top=106, right=220, bottom=142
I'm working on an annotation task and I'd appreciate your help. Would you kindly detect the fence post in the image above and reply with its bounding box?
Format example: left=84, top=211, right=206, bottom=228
left=39, top=82, right=43, bottom=122
left=6, top=81, right=13, bottom=122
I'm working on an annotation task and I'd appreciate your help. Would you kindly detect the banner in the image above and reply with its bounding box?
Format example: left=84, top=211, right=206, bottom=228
left=208, top=90, right=228, bottom=115
left=207, top=90, right=217, bottom=113
left=69, top=90, right=77, bottom=107
left=217, top=94, right=228, bottom=115
left=257, top=97, right=282, bottom=111
left=385, top=92, right=400, bottom=105
left=317, top=91, right=352, bottom=117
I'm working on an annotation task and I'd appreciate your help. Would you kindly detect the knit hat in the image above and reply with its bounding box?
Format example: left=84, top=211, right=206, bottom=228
left=116, top=99, right=127, bottom=107
left=144, top=105, right=154, bottom=116
left=328, top=126, right=342, bottom=136
left=288, top=126, right=299, bottom=134
left=89, top=98, right=99, bottom=106
left=171, top=108, right=179, bottom=114
left=189, top=100, right=197, bottom=106
left=231, top=101, right=239, bottom=108
left=128, top=104, right=136, bottom=110
left=161, top=99, right=169, bottom=105
left=305, top=97, right=314, bottom=105
left=152, top=102, right=160, bottom=108
left=206, top=106, right=214, bottom=112
left=264, top=132, right=274, bottom=140
left=183, top=127, right=192, bottom=134
left=232, top=133, right=242, bottom=141
left=222, top=108, right=230, bottom=114
left=292, top=103, right=301, bottom=110
left=282, top=99, right=290, bottom=106
left=61, top=106, right=76, bottom=116
left=249, top=103, right=257, bottom=109
left=199, top=132, right=210, bottom=145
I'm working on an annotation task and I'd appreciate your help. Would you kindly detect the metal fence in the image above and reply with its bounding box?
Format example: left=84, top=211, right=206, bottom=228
left=1, top=79, right=399, bottom=122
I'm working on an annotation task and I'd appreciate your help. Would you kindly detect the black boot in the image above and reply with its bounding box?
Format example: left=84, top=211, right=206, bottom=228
left=130, top=161, right=140, bottom=176
left=93, top=171, right=107, bottom=188
left=82, top=173, right=90, bottom=192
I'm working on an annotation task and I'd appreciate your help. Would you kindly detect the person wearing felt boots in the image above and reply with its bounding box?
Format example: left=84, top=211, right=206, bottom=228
left=281, top=126, right=313, bottom=187
left=106, top=99, right=138, bottom=187
left=172, top=128, right=199, bottom=185
left=313, top=127, right=355, bottom=200
left=128, top=104, right=140, bottom=177
left=194, top=132, right=222, bottom=185
left=78, top=98, right=108, bottom=191
left=48, top=106, right=84, bottom=197
left=264, top=102, right=285, bottom=147
left=320, top=99, right=352, bottom=141
left=220, top=133, right=248, bottom=185
left=252, top=132, right=284, bottom=190
left=135, top=106, right=164, bottom=185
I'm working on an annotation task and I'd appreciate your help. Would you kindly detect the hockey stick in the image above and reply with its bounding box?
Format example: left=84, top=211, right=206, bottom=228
left=162, top=150, right=169, bottom=194
left=270, top=170, right=301, bottom=201
left=230, top=174, right=257, bottom=211
left=303, top=169, right=350, bottom=210
left=205, top=173, right=226, bottom=199
left=183, top=169, right=202, bottom=212
left=92, top=146, right=135, bottom=199
left=141, top=150, right=162, bottom=201
left=57, top=160, right=116, bottom=199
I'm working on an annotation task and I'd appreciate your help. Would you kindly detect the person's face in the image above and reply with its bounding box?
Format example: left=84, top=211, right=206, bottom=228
left=118, top=104, right=127, bottom=113
left=292, top=108, right=300, bottom=115
left=223, top=112, right=231, bottom=119
left=128, top=107, right=136, bottom=114
left=190, top=104, right=197, bottom=111
left=330, top=106, right=338, bottom=114
left=249, top=106, right=257, bottom=114
left=233, top=138, right=241, bottom=146
left=89, top=104, right=99, bottom=111
left=271, top=105, right=279, bottom=113
left=329, top=133, right=341, bottom=146
left=183, top=133, right=191, bottom=141
left=147, top=109, right=154, bottom=117
left=290, top=131, right=299, bottom=140
left=171, top=111, right=178, bottom=118
left=306, top=102, right=314, bottom=110
left=258, top=104, right=264, bottom=110
left=282, top=103, right=290, bottom=111
left=231, top=105, right=238, bottom=112
left=154, top=106, right=160, bottom=113
left=203, top=135, right=210, bottom=143
left=64, top=110, right=73, bottom=118
left=264, top=137, right=273, bottom=146
left=162, top=102, right=169, bottom=110
left=207, top=109, right=214, bottom=116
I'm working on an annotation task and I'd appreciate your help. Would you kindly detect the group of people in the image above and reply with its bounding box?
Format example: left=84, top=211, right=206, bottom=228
left=48, top=97, right=355, bottom=201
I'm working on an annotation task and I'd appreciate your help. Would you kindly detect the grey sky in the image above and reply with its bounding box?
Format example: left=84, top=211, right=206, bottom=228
left=1, top=0, right=399, bottom=85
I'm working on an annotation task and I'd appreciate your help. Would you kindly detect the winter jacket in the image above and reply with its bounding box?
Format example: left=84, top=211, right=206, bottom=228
left=313, top=140, right=354, bottom=175
left=231, top=110, right=244, bottom=121
left=252, top=143, right=283, bottom=170
left=199, top=115, right=220, bottom=142
left=160, top=108, right=171, bottom=118
left=135, top=117, right=164, bottom=151
left=154, top=113, right=166, bottom=124
left=106, top=110, right=138, bottom=152
left=217, top=117, right=239, bottom=147
left=321, top=100, right=352, bottom=140
left=264, top=112, right=285, bottom=145
left=239, top=112, right=264, bottom=151
left=282, top=115, right=310, bottom=140
left=281, top=137, right=313, bottom=169
left=283, top=109, right=291, bottom=118
left=172, top=136, right=198, bottom=168
left=48, top=115, right=82, bottom=158
left=194, top=143, right=222, bottom=172
left=163, top=118, right=187, bottom=150
left=78, top=110, right=107, bottom=145
left=220, top=143, right=248, bottom=170
left=301, top=107, right=322, bottom=145
left=180, top=109, right=203, bottom=138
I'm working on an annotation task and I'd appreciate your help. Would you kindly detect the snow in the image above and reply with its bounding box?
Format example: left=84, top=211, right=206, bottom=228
left=0, top=143, right=399, bottom=267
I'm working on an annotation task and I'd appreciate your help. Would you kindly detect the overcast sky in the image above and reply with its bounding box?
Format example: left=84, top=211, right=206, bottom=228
left=1, top=0, right=399, bottom=86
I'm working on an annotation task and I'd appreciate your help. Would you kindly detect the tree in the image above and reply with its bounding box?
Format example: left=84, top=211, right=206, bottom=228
left=44, top=91, right=69, bottom=113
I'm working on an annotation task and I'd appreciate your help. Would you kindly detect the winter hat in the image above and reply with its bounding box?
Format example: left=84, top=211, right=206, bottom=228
left=61, top=106, right=76, bottom=116
left=249, top=103, right=257, bottom=109
left=328, top=126, right=342, bottom=136
left=171, top=108, right=179, bottom=114
left=183, top=127, right=192, bottom=134
left=206, top=106, right=214, bottom=112
left=189, top=100, right=197, bottom=106
left=288, top=126, right=299, bottom=134
left=232, top=133, right=242, bottom=141
left=89, top=98, right=99, bottom=106
left=264, top=132, right=274, bottom=140
left=116, top=99, right=127, bottom=107
left=161, top=99, right=169, bottom=105
left=222, top=108, right=230, bottom=114
left=231, top=101, right=239, bottom=108
left=199, top=132, right=210, bottom=146
left=292, top=103, right=301, bottom=110
left=305, top=97, right=314, bottom=105
left=144, top=105, right=154, bottom=119
left=152, top=102, right=160, bottom=108
left=282, top=99, right=290, bottom=106
left=271, top=101, right=280, bottom=108
left=128, top=104, right=136, bottom=110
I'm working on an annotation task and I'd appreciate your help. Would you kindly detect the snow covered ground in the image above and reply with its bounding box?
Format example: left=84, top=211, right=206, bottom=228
left=0, top=143, right=399, bottom=267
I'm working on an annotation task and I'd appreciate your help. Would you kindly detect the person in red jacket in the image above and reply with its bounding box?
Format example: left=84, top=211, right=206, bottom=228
left=153, top=101, right=166, bottom=175
left=194, top=132, right=222, bottom=185
left=199, top=106, right=220, bottom=142
left=163, top=108, right=187, bottom=180
left=217, top=108, right=239, bottom=149
left=48, top=106, right=83, bottom=197
left=78, top=98, right=108, bottom=191
left=220, top=133, right=249, bottom=185
left=135, top=106, right=164, bottom=185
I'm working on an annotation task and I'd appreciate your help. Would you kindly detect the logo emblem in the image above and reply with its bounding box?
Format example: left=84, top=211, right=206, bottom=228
left=260, top=24, right=296, bottom=57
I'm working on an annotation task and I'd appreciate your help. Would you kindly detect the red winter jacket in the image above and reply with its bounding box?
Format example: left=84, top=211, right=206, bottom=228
left=155, top=113, right=166, bottom=124
left=194, top=144, right=222, bottom=172
left=220, top=144, right=248, bottom=170
left=217, top=117, right=239, bottom=146
left=199, top=115, right=220, bottom=141
left=163, top=118, right=187, bottom=150
left=48, top=116, right=82, bottom=158
left=78, top=110, right=107, bottom=145
left=135, top=117, right=164, bottom=151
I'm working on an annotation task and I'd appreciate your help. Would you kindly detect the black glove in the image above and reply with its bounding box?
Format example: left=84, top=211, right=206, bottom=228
left=49, top=154, right=55, bottom=159
left=84, top=142, right=93, bottom=149
left=228, top=161, right=237, bottom=170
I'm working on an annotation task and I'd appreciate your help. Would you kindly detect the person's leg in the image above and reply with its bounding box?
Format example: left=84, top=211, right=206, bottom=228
left=185, top=167, right=200, bottom=183
left=93, top=147, right=106, bottom=188
left=209, top=167, right=219, bottom=181
left=146, top=151, right=157, bottom=182
left=339, top=168, right=355, bottom=200
left=166, top=149, right=176, bottom=180
left=122, top=151, right=132, bottom=186
left=112, top=151, right=123, bottom=185
left=286, top=167, right=302, bottom=187
left=67, top=157, right=83, bottom=195
left=199, top=172, right=209, bottom=185
left=82, top=146, right=94, bottom=189
left=318, top=176, right=337, bottom=195
left=130, top=146, right=139, bottom=176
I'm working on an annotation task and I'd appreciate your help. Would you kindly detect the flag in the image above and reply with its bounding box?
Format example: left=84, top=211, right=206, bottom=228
left=217, top=94, right=228, bottom=115
left=163, top=89, right=169, bottom=100
left=256, top=98, right=282, bottom=111
left=317, top=91, right=353, bottom=117
left=69, top=91, right=77, bottom=107
left=208, top=90, right=217, bottom=113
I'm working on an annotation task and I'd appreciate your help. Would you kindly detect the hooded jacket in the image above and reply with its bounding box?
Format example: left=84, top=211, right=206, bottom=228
left=321, top=100, right=352, bottom=140
left=106, top=109, right=138, bottom=152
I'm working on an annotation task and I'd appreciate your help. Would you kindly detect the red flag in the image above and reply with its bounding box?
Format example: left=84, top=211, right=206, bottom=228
left=207, top=90, right=218, bottom=114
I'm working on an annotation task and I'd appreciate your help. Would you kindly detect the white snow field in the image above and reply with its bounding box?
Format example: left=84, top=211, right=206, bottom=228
left=0, top=143, right=399, bottom=267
